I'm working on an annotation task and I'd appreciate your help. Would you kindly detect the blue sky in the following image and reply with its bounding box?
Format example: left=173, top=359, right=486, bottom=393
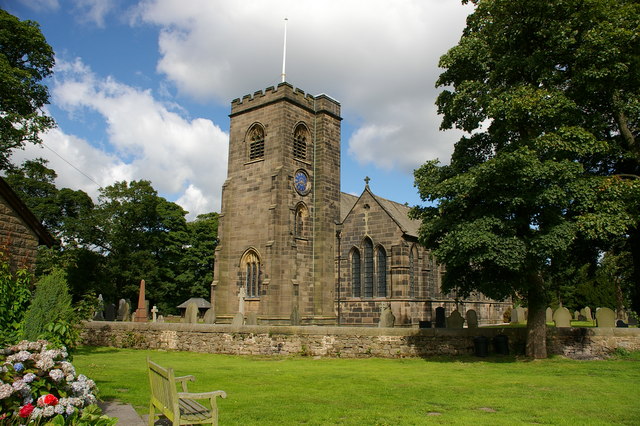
left=4, top=0, right=473, bottom=219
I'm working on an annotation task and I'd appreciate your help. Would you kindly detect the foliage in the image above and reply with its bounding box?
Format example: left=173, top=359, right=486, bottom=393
left=72, top=347, right=640, bottom=424
left=19, top=270, right=96, bottom=352
left=0, top=250, right=33, bottom=347
left=413, top=0, right=640, bottom=358
left=0, top=340, right=115, bottom=425
left=0, top=10, right=55, bottom=171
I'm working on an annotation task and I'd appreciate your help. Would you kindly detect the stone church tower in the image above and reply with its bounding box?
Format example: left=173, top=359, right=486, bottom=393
left=212, top=82, right=341, bottom=324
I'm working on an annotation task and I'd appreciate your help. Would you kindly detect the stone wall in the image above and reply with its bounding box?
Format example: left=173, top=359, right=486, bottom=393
left=0, top=194, right=39, bottom=270
left=81, top=322, right=640, bottom=359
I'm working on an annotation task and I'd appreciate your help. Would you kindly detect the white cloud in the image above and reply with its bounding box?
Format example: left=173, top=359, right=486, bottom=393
left=132, top=0, right=473, bottom=172
left=15, top=0, right=59, bottom=12
left=18, top=58, right=229, bottom=219
left=71, top=0, right=116, bottom=27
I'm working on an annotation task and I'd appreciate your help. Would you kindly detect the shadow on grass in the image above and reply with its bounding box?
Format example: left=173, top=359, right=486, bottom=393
left=74, top=346, right=123, bottom=356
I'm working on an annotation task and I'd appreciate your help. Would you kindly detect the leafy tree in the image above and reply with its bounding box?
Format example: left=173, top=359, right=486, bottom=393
left=0, top=249, right=33, bottom=346
left=22, top=269, right=72, bottom=341
left=174, top=212, right=219, bottom=304
left=88, top=180, right=188, bottom=309
left=412, top=0, right=639, bottom=358
left=0, top=10, right=55, bottom=170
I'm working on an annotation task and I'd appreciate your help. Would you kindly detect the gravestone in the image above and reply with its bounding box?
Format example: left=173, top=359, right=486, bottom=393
left=582, top=306, right=593, bottom=321
left=104, top=303, right=116, bottom=321
left=123, top=300, right=132, bottom=322
left=184, top=302, right=199, bottom=324
left=596, top=307, right=616, bottom=327
left=93, top=294, right=105, bottom=321
left=246, top=311, right=258, bottom=325
left=578, top=314, right=587, bottom=321
left=574, top=311, right=580, bottom=321
left=117, top=299, right=127, bottom=321
left=466, top=310, right=478, bottom=328
left=378, top=304, right=395, bottom=328
left=545, top=307, right=553, bottom=323
left=231, top=312, right=244, bottom=326
left=203, top=308, right=216, bottom=324
left=151, top=305, right=158, bottom=322
left=435, top=307, right=446, bottom=328
left=157, top=315, right=164, bottom=323
left=553, top=307, right=572, bottom=328
left=447, top=310, right=465, bottom=329
left=290, top=305, right=300, bottom=326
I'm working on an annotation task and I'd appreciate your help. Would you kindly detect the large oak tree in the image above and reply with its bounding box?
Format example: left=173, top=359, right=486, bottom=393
left=413, top=0, right=639, bottom=358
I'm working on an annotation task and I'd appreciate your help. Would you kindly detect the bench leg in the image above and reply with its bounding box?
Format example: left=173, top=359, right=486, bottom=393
left=148, top=403, right=156, bottom=426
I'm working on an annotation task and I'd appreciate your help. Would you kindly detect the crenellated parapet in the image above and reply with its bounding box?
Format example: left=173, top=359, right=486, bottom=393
left=230, top=82, right=341, bottom=119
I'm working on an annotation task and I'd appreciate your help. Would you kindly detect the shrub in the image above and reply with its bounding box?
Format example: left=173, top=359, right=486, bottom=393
left=0, top=251, right=33, bottom=347
left=22, top=270, right=72, bottom=343
left=0, top=340, right=116, bottom=424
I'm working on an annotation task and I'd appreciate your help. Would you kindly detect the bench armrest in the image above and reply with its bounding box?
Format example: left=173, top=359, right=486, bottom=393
left=175, top=375, right=196, bottom=392
left=178, top=391, right=227, bottom=400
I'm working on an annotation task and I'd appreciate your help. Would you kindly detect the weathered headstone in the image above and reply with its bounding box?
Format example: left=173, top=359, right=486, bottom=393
left=545, top=307, right=553, bottom=323
left=515, top=306, right=526, bottom=323
left=246, top=311, right=258, bottom=325
left=238, top=287, right=246, bottom=315
left=157, top=315, right=164, bottom=323
left=435, top=307, right=446, bottom=328
left=574, top=310, right=580, bottom=321
left=290, top=305, right=300, bottom=326
left=553, top=307, right=572, bottom=328
left=582, top=306, right=593, bottom=321
left=117, top=299, right=127, bottom=321
left=596, top=307, right=616, bottom=327
left=184, top=301, right=199, bottom=324
left=203, top=308, right=216, bottom=324
left=123, top=300, right=132, bottom=322
left=466, top=310, right=478, bottom=328
left=151, top=305, right=158, bottom=323
left=231, top=312, right=244, bottom=326
left=93, top=294, right=105, bottom=321
left=378, top=303, right=395, bottom=328
left=447, top=310, right=465, bottom=329
left=104, top=303, right=116, bottom=321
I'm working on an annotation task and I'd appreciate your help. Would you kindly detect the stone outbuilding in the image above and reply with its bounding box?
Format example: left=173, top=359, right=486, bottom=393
left=0, top=177, right=55, bottom=271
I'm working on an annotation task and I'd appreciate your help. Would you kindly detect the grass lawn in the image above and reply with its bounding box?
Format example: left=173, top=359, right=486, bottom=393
left=73, top=347, right=640, bottom=425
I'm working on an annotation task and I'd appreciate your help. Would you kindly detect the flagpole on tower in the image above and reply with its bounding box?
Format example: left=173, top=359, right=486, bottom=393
left=281, top=17, right=288, bottom=83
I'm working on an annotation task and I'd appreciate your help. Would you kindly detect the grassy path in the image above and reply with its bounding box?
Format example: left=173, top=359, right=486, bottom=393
left=73, top=347, right=640, bottom=425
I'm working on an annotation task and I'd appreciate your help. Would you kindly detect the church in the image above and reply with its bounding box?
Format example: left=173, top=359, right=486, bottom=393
left=211, top=82, right=509, bottom=326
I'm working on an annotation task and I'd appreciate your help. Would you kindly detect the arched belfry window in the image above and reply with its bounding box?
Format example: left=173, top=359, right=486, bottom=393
left=351, top=248, right=361, bottom=298
left=241, top=249, right=261, bottom=298
left=294, top=203, right=308, bottom=238
left=376, top=245, right=387, bottom=298
left=247, top=124, right=265, bottom=160
left=363, top=237, right=374, bottom=298
left=293, top=123, right=309, bottom=160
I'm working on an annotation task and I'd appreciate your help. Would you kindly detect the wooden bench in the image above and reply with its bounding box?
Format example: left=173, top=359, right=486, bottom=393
left=147, top=358, right=227, bottom=425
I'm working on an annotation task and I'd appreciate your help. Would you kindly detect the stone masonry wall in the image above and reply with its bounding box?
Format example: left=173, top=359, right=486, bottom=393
left=81, top=322, right=640, bottom=359
left=0, top=195, right=39, bottom=270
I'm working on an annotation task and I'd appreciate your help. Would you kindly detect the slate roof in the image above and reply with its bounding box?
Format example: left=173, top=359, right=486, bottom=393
left=0, top=177, right=55, bottom=247
left=339, top=187, right=421, bottom=238
left=176, top=297, right=211, bottom=309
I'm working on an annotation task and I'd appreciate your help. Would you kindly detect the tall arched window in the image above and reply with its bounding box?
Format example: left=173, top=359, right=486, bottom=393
left=363, top=238, right=374, bottom=298
left=376, top=246, right=387, bottom=297
left=409, top=245, right=418, bottom=298
left=241, top=249, right=261, bottom=297
left=293, top=123, right=308, bottom=160
left=247, top=124, right=265, bottom=160
left=294, top=203, right=308, bottom=238
left=351, top=248, right=361, bottom=297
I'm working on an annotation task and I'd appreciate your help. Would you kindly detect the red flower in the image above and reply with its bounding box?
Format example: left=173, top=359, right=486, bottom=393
left=37, top=394, right=58, bottom=406
left=19, top=403, right=35, bottom=418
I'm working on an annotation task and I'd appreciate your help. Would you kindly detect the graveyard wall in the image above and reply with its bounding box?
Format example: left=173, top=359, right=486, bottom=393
left=81, top=322, right=640, bottom=359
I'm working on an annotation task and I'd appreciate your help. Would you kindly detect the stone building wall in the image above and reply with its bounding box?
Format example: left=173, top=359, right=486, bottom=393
left=81, top=321, right=640, bottom=359
left=0, top=194, right=40, bottom=270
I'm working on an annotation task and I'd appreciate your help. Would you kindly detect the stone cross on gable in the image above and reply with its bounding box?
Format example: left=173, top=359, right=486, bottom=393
left=364, top=176, right=371, bottom=186
left=238, top=287, right=246, bottom=314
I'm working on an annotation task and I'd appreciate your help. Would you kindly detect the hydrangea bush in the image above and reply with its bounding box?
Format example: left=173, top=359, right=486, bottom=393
left=0, top=340, right=115, bottom=425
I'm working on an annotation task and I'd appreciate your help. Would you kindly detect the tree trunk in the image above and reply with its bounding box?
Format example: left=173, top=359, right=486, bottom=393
left=525, top=272, right=548, bottom=359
